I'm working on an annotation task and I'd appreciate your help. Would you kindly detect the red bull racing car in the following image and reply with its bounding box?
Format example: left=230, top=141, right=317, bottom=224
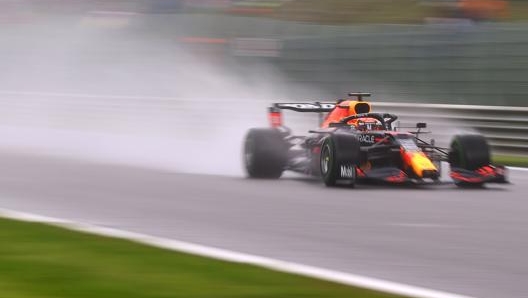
left=243, top=93, right=508, bottom=187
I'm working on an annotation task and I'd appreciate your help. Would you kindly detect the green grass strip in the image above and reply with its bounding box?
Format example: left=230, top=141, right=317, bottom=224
left=0, top=217, right=404, bottom=298
left=493, top=154, right=528, bottom=168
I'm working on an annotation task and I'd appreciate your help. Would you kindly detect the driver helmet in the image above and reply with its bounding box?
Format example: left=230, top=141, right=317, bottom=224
left=355, top=118, right=384, bottom=131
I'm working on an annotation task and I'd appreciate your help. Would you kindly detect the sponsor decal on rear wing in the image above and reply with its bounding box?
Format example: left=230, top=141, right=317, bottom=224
left=272, top=102, right=336, bottom=112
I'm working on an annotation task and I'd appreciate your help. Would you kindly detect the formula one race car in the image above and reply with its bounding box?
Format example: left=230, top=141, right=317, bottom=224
left=243, top=93, right=508, bottom=187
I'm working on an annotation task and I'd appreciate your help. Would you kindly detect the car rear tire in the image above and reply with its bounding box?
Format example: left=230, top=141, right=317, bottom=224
left=449, top=134, right=490, bottom=171
left=320, top=133, right=360, bottom=187
left=244, top=128, right=288, bottom=179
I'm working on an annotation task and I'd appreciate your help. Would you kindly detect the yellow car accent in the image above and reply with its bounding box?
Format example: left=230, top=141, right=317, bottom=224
left=407, top=152, right=438, bottom=178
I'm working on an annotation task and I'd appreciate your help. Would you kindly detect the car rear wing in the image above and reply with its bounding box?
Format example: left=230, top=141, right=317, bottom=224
left=268, top=102, right=337, bottom=127
left=268, top=92, right=371, bottom=127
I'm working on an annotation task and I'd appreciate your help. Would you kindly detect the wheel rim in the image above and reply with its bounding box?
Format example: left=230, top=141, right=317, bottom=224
left=321, top=144, right=330, bottom=175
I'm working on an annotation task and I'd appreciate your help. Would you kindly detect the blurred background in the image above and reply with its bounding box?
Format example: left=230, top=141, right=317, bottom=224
left=0, top=0, right=526, bottom=174
left=1, top=4, right=527, bottom=298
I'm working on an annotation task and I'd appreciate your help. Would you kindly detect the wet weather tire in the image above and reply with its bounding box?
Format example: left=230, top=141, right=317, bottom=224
left=244, top=128, right=288, bottom=179
left=449, top=134, right=490, bottom=171
left=320, top=133, right=360, bottom=187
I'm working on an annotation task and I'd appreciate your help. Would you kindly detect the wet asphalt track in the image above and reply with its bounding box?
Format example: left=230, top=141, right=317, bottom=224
left=0, top=151, right=526, bottom=298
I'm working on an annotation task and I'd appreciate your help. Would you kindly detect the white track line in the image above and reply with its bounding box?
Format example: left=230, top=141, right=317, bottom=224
left=508, top=166, right=528, bottom=172
left=0, top=208, right=473, bottom=298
